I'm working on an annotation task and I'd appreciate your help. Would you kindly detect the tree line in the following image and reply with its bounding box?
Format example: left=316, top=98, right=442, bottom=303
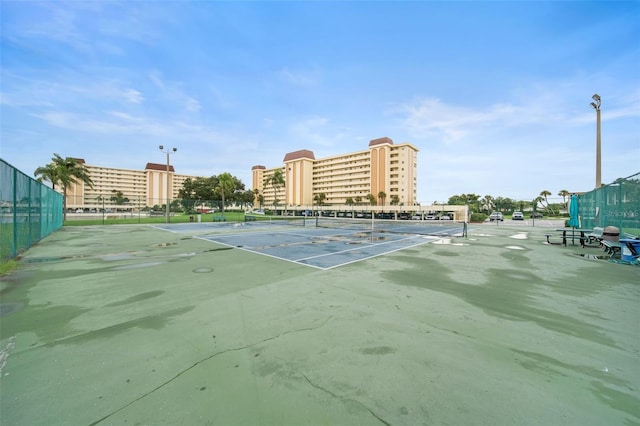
left=446, top=190, right=573, bottom=216
left=176, top=173, right=254, bottom=214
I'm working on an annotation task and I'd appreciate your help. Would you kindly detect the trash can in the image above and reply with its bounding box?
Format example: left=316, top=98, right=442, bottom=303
left=602, top=226, right=620, bottom=242
left=197, top=214, right=201, bottom=223
left=189, top=215, right=194, bottom=223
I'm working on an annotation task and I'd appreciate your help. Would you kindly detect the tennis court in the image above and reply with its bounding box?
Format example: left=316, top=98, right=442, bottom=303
left=2, top=220, right=639, bottom=426
left=155, top=218, right=466, bottom=269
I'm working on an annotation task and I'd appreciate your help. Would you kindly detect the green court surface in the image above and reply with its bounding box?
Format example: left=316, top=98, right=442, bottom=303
left=1, top=222, right=639, bottom=425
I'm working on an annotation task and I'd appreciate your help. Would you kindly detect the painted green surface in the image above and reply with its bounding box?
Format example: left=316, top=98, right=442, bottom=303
left=1, top=222, right=638, bottom=425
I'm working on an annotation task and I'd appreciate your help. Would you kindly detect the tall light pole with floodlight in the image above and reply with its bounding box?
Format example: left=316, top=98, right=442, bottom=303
left=159, top=145, right=177, bottom=223
left=590, top=94, right=601, bottom=189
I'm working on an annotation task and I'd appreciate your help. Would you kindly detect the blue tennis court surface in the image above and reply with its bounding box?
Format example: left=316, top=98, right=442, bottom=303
left=154, top=221, right=464, bottom=269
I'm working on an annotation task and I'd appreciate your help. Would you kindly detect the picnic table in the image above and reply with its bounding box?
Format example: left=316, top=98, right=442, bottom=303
left=602, top=236, right=640, bottom=259
left=545, top=228, right=590, bottom=247
left=619, top=238, right=640, bottom=261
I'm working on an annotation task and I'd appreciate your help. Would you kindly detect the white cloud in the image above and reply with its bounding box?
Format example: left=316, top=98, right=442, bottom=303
left=396, top=97, right=551, bottom=144
left=34, top=110, right=214, bottom=142
left=124, top=88, right=143, bottom=104
left=184, top=97, right=201, bottom=112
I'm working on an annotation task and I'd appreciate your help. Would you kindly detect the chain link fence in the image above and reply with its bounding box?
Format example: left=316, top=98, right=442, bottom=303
left=579, top=172, right=640, bottom=236
left=1, top=159, right=63, bottom=262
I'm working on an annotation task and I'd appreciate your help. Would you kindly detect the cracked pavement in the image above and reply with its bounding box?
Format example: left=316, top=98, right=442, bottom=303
left=1, top=223, right=639, bottom=425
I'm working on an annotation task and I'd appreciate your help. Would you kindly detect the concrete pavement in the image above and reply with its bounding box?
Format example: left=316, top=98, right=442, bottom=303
left=1, top=221, right=638, bottom=425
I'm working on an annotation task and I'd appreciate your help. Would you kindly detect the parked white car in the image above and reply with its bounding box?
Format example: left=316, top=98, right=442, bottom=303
left=512, top=211, right=524, bottom=220
left=489, top=212, right=504, bottom=221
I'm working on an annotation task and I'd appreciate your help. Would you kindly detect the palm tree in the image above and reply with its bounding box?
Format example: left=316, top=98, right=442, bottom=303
left=110, top=190, right=129, bottom=211
left=313, top=192, right=327, bottom=206
left=378, top=191, right=387, bottom=206
left=539, top=190, right=554, bottom=215
left=35, top=154, right=94, bottom=221
left=482, top=195, right=495, bottom=213
left=216, top=172, right=235, bottom=215
left=265, top=169, right=285, bottom=209
left=558, top=189, right=570, bottom=208
left=33, top=163, right=61, bottom=190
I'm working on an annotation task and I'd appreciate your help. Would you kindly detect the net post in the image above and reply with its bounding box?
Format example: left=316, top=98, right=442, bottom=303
left=464, top=205, right=469, bottom=238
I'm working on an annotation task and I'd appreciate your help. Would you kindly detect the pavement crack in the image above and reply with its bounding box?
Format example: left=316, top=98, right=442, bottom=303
left=301, top=373, right=391, bottom=426
left=88, top=315, right=333, bottom=425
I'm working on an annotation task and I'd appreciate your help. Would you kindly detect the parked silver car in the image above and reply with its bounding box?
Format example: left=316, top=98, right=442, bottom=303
left=512, top=211, right=524, bottom=220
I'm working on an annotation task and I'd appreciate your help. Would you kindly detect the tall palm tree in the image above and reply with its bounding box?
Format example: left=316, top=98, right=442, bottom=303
left=216, top=172, right=235, bottom=215
left=558, top=189, right=570, bottom=208
left=33, top=163, right=61, bottom=190
left=378, top=191, right=387, bottom=206
left=35, top=154, right=94, bottom=221
left=265, top=169, right=285, bottom=209
left=539, top=190, right=553, bottom=215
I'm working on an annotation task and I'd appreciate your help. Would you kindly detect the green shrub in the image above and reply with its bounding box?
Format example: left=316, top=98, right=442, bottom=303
left=470, top=212, right=488, bottom=222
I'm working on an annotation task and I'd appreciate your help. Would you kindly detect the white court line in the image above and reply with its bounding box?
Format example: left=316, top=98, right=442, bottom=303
left=192, top=235, right=327, bottom=270
left=189, top=228, right=447, bottom=270
left=294, top=234, right=425, bottom=261
left=320, top=237, right=440, bottom=270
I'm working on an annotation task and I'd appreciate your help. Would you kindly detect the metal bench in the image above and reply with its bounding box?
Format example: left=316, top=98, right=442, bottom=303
left=212, top=215, right=226, bottom=222
left=585, top=227, right=604, bottom=246
left=244, top=215, right=256, bottom=222
left=544, top=233, right=563, bottom=245
left=601, top=240, right=621, bottom=256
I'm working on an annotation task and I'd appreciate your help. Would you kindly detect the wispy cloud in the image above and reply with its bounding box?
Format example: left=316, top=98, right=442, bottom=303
left=34, top=110, right=214, bottom=143
left=394, top=87, right=640, bottom=145
left=147, top=72, right=201, bottom=113
left=124, top=88, right=143, bottom=104
left=279, top=67, right=321, bottom=87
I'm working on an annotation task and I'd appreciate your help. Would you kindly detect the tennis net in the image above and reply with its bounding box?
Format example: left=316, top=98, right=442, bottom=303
left=244, top=215, right=307, bottom=227
left=315, top=216, right=467, bottom=237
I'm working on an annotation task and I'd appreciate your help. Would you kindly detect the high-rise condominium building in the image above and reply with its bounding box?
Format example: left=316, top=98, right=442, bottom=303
left=64, top=159, right=199, bottom=211
left=252, top=137, right=419, bottom=208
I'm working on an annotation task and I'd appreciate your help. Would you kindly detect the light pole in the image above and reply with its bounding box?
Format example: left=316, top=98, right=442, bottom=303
left=590, top=94, right=601, bottom=189
left=159, top=145, right=177, bottom=223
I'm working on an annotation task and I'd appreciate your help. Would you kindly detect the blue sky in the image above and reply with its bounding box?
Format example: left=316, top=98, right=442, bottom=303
left=1, top=1, right=638, bottom=204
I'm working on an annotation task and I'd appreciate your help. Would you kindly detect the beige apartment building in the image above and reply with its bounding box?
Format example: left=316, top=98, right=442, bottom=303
left=64, top=159, right=197, bottom=211
left=252, top=137, right=419, bottom=209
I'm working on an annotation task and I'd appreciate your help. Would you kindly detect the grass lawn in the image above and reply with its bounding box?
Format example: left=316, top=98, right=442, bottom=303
left=62, top=211, right=291, bottom=226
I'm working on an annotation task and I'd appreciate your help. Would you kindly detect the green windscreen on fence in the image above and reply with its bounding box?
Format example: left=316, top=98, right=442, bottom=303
left=1, top=159, right=63, bottom=262
left=579, top=172, right=640, bottom=236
